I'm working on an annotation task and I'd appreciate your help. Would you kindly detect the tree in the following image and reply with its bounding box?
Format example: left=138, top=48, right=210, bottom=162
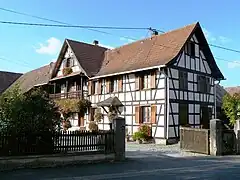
left=0, top=85, right=60, bottom=133
left=222, top=93, right=240, bottom=125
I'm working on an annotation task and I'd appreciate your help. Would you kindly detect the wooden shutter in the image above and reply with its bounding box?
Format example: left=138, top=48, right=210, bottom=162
left=88, top=81, right=92, bottom=95
left=106, top=79, right=110, bottom=93
left=151, top=105, right=157, bottom=124
left=118, top=77, right=123, bottom=92
left=150, top=71, right=156, bottom=88
left=78, top=113, right=84, bottom=127
left=97, top=80, right=102, bottom=94
left=135, top=75, right=140, bottom=90
left=135, top=106, right=140, bottom=123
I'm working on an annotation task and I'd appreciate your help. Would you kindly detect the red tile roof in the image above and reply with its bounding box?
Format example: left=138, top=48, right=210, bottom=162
left=96, top=23, right=197, bottom=77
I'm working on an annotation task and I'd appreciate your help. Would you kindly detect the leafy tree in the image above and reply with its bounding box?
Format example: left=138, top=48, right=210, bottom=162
left=222, top=93, right=240, bottom=125
left=0, top=85, right=60, bottom=133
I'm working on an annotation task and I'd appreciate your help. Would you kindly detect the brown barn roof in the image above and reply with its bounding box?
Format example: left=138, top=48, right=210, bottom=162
left=94, top=22, right=224, bottom=80
left=9, top=63, right=54, bottom=93
left=225, top=86, right=240, bottom=95
left=67, top=39, right=107, bottom=77
left=0, top=71, right=22, bottom=94
left=51, top=39, right=107, bottom=78
left=96, top=23, right=196, bottom=77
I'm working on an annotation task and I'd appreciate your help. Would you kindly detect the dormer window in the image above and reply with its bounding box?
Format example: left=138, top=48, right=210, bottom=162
left=66, top=58, right=71, bottom=67
left=187, top=41, right=195, bottom=57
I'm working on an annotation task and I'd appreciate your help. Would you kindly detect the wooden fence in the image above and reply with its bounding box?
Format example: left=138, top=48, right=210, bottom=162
left=0, top=130, right=114, bottom=156
left=180, top=126, right=210, bottom=154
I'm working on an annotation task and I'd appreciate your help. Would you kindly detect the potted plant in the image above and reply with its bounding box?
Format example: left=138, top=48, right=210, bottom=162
left=138, top=124, right=151, bottom=143
left=132, top=131, right=145, bottom=144
left=88, top=121, right=99, bottom=132
left=62, top=67, right=73, bottom=76
left=94, top=108, right=103, bottom=123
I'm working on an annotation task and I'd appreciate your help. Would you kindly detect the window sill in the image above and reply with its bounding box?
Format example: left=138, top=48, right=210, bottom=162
left=141, top=87, right=153, bottom=91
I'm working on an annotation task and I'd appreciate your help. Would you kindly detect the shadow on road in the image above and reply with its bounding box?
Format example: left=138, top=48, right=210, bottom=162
left=1, top=149, right=240, bottom=179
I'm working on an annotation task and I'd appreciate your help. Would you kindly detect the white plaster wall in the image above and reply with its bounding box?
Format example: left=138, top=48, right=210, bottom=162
left=89, top=69, right=166, bottom=138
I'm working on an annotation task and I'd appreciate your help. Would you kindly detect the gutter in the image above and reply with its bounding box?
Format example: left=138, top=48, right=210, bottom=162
left=89, top=65, right=166, bottom=80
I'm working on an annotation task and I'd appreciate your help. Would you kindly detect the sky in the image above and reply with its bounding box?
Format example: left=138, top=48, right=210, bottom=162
left=0, top=0, right=239, bottom=87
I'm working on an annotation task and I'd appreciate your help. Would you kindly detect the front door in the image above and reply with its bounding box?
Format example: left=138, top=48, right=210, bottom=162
left=200, top=106, right=212, bottom=129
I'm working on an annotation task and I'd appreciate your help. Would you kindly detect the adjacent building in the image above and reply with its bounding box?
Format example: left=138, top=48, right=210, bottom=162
left=0, top=71, right=22, bottom=94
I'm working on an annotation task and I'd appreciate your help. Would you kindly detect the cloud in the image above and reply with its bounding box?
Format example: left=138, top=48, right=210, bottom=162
left=120, top=37, right=134, bottom=43
left=202, top=28, right=231, bottom=44
left=219, top=36, right=231, bottom=44
left=36, top=37, right=61, bottom=55
left=228, top=61, right=240, bottom=68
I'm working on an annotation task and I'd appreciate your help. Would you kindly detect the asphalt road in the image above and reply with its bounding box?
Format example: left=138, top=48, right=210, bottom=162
left=1, top=145, right=240, bottom=179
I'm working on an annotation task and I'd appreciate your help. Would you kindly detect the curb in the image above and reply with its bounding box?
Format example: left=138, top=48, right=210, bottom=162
left=0, top=157, right=128, bottom=172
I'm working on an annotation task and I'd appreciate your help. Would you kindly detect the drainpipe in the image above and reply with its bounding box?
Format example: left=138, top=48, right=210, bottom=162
left=159, top=66, right=169, bottom=139
left=214, top=80, right=221, bottom=119
left=166, top=73, right=169, bottom=139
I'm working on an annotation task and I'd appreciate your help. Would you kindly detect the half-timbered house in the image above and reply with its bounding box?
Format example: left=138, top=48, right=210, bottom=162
left=12, top=22, right=224, bottom=144
left=87, top=22, right=224, bottom=144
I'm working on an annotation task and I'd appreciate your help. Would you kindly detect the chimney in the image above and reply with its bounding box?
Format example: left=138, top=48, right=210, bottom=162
left=149, top=27, right=158, bottom=36
left=93, top=40, right=99, bottom=46
left=49, top=62, right=55, bottom=74
left=152, top=30, right=158, bottom=36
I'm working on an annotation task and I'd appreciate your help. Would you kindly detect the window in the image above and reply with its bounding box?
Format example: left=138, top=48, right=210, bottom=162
left=179, top=71, right=188, bottom=90
left=110, top=78, right=118, bottom=92
left=101, top=82, right=104, bottom=94
left=187, top=41, right=195, bottom=57
left=92, top=81, right=97, bottom=94
left=142, top=106, right=151, bottom=123
left=197, top=75, right=210, bottom=93
left=179, top=104, right=188, bottom=126
left=66, top=58, right=71, bottom=67
left=142, top=73, right=151, bottom=89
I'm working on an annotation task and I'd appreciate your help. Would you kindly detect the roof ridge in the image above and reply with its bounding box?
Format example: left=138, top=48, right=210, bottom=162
left=107, top=22, right=198, bottom=52
left=0, top=70, right=22, bottom=75
left=66, top=38, right=108, bottom=50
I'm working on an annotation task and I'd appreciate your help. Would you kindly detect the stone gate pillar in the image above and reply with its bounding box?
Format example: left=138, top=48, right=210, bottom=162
left=210, top=119, right=223, bottom=156
left=113, top=117, right=125, bottom=161
left=234, top=119, right=240, bottom=154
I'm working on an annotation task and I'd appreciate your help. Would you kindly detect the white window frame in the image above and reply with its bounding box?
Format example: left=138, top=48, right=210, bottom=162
left=142, top=106, right=151, bottom=123
left=143, top=74, right=151, bottom=89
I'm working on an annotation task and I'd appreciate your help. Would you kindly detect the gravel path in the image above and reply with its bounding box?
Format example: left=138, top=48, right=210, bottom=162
left=126, top=142, right=207, bottom=158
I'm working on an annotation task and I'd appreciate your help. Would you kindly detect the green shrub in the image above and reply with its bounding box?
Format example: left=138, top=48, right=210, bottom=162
left=132, top=131, right=145, bottom=141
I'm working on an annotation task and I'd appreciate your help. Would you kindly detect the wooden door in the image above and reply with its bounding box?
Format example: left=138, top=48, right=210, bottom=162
left=200, top=106, right=212, bottom=129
